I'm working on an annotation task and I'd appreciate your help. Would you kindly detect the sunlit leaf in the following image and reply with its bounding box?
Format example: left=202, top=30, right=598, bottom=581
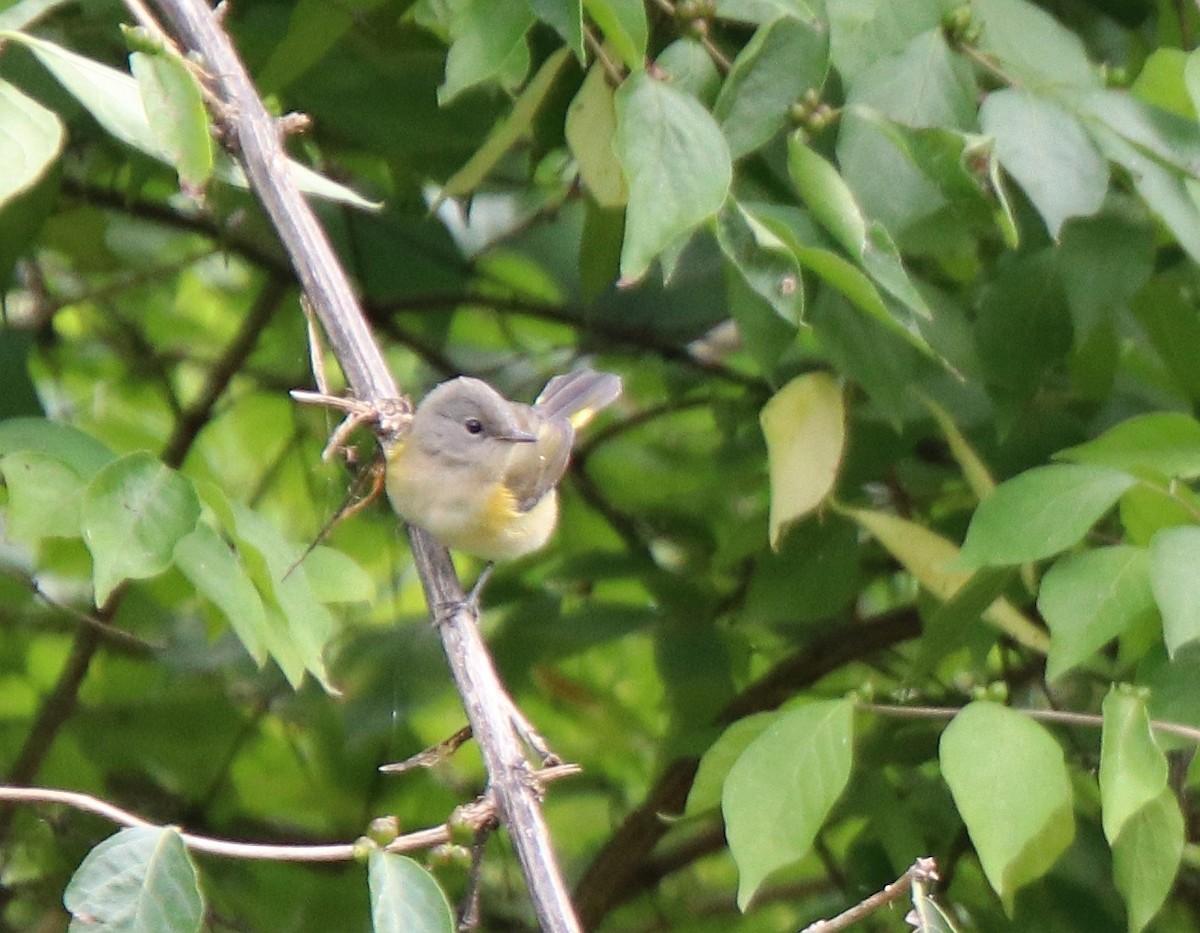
left=82, top=453, right=201, bottom=605
left=941, top=702, right=1075, bottom=910
left=723, top=698, right=854, bottom=909
left=760, top=373, right=844, bottom=549
left=1149, top=526, right=1200, bottom=657
left=0, top=79, right=63, bottom=210
left=614, top=72, right=732, bottom=282
left=0, top=451, right=84, bottom=547
left=960, top=464, right=1136, bottom=567
left=368, top=852, right=454, bottom=933
left=1039, top=547, right=1155, bottom=681
left=64, top=827, right=203, bottom=933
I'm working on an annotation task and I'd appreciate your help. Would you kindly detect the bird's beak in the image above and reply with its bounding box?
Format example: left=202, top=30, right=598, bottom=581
left=497, top=430, right=537, bottom=443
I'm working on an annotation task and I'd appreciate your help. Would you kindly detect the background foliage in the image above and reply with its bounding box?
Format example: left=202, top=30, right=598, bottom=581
left=4, top=0, right=1200, bottom=930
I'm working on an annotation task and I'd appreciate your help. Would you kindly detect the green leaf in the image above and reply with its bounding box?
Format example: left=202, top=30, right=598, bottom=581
left=614, top=72, right=732, bottom=282
left=842, top=506, right=1049, bottom=652
left=959, top=464, right=1136, bottom=567
left=438, top=0, right=533, bottom=103
left=1038, top=547, right=1155, bottom=681
left=1059, top=212, right=1155, bottom=337
left=980, top=89, right=1108, bottom=239
left=566, top=63, right=628, bottom=208
left=0, top=79, right=63, bottom=210
left=4, top=30, right=161, bottom=159
left=1149, top=526, right=1200, bottom=658
left=1057, top=413, right=1200, bottom=480
left=3, top=31, right=377, bottom=210
left=82, top=453, right=201, bottom=605
left=1111, top=789, right=1185, bottom=933
left=530, top=0, right=585, bottom=61
left=723, top=698, right=854, bottom=909
left=1099, top=686, right=1169, bottom=844
left=718, top=0, right=815, bottom=26
left=173, top=522, right=270, bottom=663
left=1132, top=48, right=1193, bottom=119
left=129, top=48, right=214, bottom=191
left=64, top=826, right=203, bottom=933
left=442, top=46, right=572, bottom=198
left=973, top=0, right=1099, bottom=95
left=788, top=137, right=931, bottom=319
left=940, top=702, right=1075, bottom=910
left=715, top=199, right=804, bottom=325
left=760, top=373, right=845, bottom=549
left=712, top=15, right=829, bottom=158
left=0, top=451, right=84, bottom=547
left=836, top=29, right=978, bottom=237
left=0, top=418, right=116, bottom=480
left=300, top=546, right=376, bottom=604
left=686, top=712, right=775, bottom=815
left=921, top=395, right=996, bottom=501
left=1120, top=483, right=1198, bottom=546
left=228, top=504, right=339, bottom=691
left=367, top=852, right=454, bottom=933
left=852, top=111, right=1017, bottom=246
left=787, top=138, right=865, bottom=259
left=1079, top=91, right=1200, bottom=263
left=656, top=38, right=721, bottom=105
left=584, top=0, right=647, bottom=71
left=0, top=0, right=76, bottom=31
left=826, top=0, right=945, bottom=86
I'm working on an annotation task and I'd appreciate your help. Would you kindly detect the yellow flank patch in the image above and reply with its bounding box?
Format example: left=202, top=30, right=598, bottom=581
left=480, top=481, right=520, bottom=539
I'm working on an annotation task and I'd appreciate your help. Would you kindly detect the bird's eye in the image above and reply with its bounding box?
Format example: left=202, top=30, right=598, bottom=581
left=464, top=418, right=484, bottom=435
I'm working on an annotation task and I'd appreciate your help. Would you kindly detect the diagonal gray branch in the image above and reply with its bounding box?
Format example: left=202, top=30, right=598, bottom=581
left=146, top=2, right=580, bottom=929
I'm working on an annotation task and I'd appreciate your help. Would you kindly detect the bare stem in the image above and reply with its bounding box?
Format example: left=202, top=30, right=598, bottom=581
left=800, top=857, right=939, bottom=933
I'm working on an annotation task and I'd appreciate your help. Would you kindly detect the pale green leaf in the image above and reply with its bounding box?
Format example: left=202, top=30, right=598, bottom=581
left=443, top=46, right=571, bottom=198
left=713, top=15, right=828, bottom=158
left=960, top=464, right=1136, bottom=567
left=0, top=418, right=116, bottom=480
left=566, top=63, right=628, bottom=208
left=64, top=827, right=203, bottom=933
left=530, top=0, right=585, bottom=61
left=760, top=373, right=845, bottom=549
left=1112, top=790, right=1185, bottom=933
left=614, top=72, right=732, bottom=282
left=1099, top=686, right=1169, bottom=844
left=723, top=698, right=854, bottom=909
left=842, top=505, right=1049, bottom=652
left=130, top=48, right=214, bottom=190
left=174, top=522, right=270, bottom=663
left=584, top=0, right=647, bottom=71
left=1149, top=526, right=1200, bottom=657
left=686, top=712, right=774, bottom=815
left=368, top=852, right=454, bottom=933
left=1057, top=413, right=1200, bottom=480
left=438, top=0, right=534, bottom=103
left=82, top=453, right=201, bottom=605
left=940, top=702, right=1075, bottom=910
left=299, top=545, right=376, bottom=604
left=0, top=79, right=63, bottom=209
left=1038, top=547, right=1155, bottom=681
left=716, top=200, right=804, bottom=325
left=0, top=451, right=84, bottom=546
left=980, top=89, right=1108, bottom=238
left=973, top=0, right=1099, bottom=95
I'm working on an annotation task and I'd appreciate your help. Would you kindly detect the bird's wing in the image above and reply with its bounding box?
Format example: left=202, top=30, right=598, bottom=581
left=504, top=415, right=573, bottom=512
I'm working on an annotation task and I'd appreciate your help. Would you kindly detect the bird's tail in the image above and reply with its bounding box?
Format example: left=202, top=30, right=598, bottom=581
left=534, top=369, right=622, bottom=429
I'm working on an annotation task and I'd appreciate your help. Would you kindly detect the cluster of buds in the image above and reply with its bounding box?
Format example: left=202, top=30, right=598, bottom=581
left=789, top=89, right=838, bottom=134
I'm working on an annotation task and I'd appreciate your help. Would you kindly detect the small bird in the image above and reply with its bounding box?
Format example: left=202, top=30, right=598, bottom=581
left=385, top=369, right=622, bottom=561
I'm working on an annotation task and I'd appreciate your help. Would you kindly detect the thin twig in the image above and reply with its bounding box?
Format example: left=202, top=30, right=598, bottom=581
left=860, top=702, right=1200, bottom=744
left=0, top=784, right=490, bottom=862
left=799, top=857, right=939, bottom=933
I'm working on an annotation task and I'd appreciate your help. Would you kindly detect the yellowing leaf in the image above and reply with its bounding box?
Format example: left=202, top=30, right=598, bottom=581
left=841, top=506, right=1050, bottom=653
left=760, top=372, right=844, bottom=549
